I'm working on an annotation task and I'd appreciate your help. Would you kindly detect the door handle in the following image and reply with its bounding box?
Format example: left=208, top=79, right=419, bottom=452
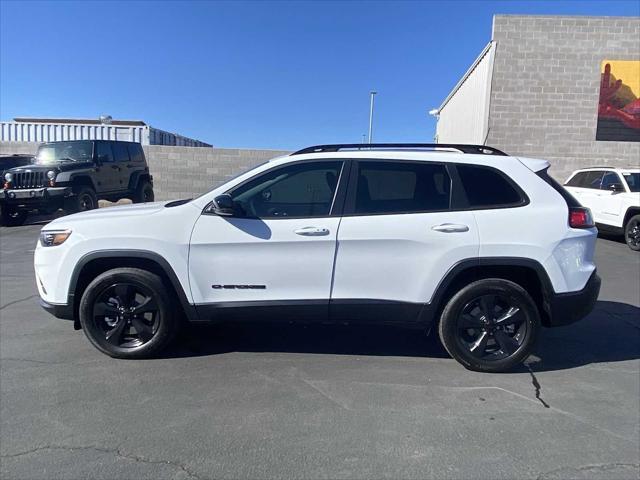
left=431, top=223, right=469, bottom=233
left=294, top=226, right=330, bottom=236
left=111, top=165, right=121, bottom=170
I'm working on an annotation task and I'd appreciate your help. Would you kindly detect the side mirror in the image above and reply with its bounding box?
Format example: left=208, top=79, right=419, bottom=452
left=210, top=194, right=237, bottom=216
left=608, top=183, right=625, bottom=193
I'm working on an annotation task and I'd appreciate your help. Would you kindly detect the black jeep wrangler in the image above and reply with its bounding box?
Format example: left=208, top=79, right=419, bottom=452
left=1, top=140, right=154, bottom=226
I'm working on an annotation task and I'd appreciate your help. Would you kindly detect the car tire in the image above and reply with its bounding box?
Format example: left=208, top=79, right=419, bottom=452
left=65, top=186, right=97, bottom=213
left=133, top=180, right=154, bottom=204
left=79, top=268, right=179, bottom=359
left=438, top=278, right=540, bottom=373
left=0, top=205, right=28, bottom=226
left=624, top=214, right=640, bottom=251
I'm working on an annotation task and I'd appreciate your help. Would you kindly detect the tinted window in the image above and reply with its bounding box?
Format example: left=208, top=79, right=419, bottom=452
left=623, top=172, right=640, bottom=192
left=112, top=143, right=130, bottom=163
left=601, top=172, right=621, bottom=189
left=568, top=171, right=605, bottom=189
left=457, top=164, right=524, bottom=208
left=229, top=161, right=343, bottom=218
left=127, top=143, right=145, bottom=162
left=565, top=172, right=588, bottom=187
left=354, top=161, right=450, bottom=214
left=95, top=142, right=114, bottom=163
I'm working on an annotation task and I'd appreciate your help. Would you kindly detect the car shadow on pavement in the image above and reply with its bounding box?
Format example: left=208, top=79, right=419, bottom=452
left=527, top=300, right=640, bottom=372
left=164, top=300, right=639, bottom=371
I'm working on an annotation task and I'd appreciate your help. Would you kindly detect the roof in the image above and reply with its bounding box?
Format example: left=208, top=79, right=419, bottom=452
left=13, top=117, right=147, bottom=126
left=573, top=167, right=640, bottom=172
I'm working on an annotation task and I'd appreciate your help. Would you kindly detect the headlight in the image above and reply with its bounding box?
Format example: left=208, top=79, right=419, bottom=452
left=4, top=172, right=12, bottom=182
left=40, top=229, right=72, bottom=247
left=46, top=170, right=56, bottom=180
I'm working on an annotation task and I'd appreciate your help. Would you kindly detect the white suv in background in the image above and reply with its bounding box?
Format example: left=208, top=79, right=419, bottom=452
left=34, top=144, right=601, bottom=372
left=564, top=167, right=640, bottom=251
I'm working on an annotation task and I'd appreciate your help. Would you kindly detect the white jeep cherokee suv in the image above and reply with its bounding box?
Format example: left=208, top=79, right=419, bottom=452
left=35, top=144, right=601, bottom=372
left=564, top=167, right=640, bottom=251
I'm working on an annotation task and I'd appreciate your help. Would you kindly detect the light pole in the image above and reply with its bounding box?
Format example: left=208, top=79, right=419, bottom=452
left=368, top=90, right=377, bottom=144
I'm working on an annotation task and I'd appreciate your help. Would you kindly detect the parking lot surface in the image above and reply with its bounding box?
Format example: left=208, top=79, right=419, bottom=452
left=1, top=221, right=639, bottom=480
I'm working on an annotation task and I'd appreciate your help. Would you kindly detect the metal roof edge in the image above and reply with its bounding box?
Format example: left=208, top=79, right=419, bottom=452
left=433, top=41, right=495, bottom=115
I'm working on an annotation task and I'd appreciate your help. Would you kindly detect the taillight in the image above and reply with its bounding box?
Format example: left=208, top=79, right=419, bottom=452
left=569, top=207, right=595, bottom=229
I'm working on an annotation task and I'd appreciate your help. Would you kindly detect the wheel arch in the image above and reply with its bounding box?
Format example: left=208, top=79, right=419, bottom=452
left=128, top=170, right=152, bottom=192
left=69, top=174, right=96, bottom=192
left=425, top=257, right=554, bottom=327
left=68, top=250, right=196, bottom=325
left=623, top=207, right=640, bottom=227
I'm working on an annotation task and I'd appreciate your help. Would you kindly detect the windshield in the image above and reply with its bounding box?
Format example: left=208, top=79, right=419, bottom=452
left=36, top=141, right=93, bottom=165
left=622, top=172, right=640, bottom=192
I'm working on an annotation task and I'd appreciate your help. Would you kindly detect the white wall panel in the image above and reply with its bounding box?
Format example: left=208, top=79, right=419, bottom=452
left=435, top=42, right=495, bottom=145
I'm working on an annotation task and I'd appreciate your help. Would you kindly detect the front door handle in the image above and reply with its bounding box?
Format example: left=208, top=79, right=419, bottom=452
left=294, top=226, right=330, bottom=236
left=431, top=223, right=469, bottom=233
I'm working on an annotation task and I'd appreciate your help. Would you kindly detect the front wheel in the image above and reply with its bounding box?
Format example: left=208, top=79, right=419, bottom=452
left=438, top=279, right=540, bottom=373
left=624, top=214, right=640, bottom=251
left=64, top=186, right=97, bottom=213
left=79, top=268, right=179, bottom=359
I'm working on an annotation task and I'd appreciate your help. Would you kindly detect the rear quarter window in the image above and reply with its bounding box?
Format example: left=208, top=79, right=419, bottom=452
left=456, top=164, right=526, bottom=208
left=127, top=143, right=145, bottom=162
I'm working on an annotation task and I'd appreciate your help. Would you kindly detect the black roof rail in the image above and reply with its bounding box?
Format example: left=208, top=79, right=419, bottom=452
left=291, top=143, right=508, bottom=156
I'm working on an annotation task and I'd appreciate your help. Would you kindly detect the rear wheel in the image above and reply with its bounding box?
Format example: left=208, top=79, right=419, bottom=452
left=64, top=186, right=97, bottom=213
left=0, top=206, right=27, bottom=226
left=133, top=180, right=154, bottom=203
left=624, top=214, right=640, bottom=251
left=79, top=268, right=179, bottom=359
left=438, top=279, right=540, bottom=373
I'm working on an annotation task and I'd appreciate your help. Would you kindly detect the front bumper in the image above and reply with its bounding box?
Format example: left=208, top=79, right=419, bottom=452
left=546, top=270, right=601, bottom=327
left=40, top=298, right=74, bottom=321
left=2, top=187, right=71, bottom=208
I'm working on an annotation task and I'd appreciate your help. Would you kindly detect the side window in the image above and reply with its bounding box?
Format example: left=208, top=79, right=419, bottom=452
left=112, top=143, right=130, bottom=163
left=583, top=171, right=605, bottom=189
left=95, top=142, right=114, bottom=163
left=127, top=143, right=145, bottom=162
left=566, top=172, right=588, bottom=187
left=229, top=161, right=343, bottom=218
left=601, top=172, right=621, bottom=190
left=457, top=164, right=524, bottom=208
left=354, top=161, right=450, bottom=215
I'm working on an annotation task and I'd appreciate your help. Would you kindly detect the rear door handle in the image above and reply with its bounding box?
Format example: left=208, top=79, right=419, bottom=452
left=294, top=226, right=330, bottom=236
left=431, top=223, right=469, bottom=233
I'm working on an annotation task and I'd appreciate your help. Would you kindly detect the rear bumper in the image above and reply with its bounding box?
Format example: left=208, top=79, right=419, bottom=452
left=546, top=270, right=601, bottom=327
left=40, top=298, right=74, bottom=321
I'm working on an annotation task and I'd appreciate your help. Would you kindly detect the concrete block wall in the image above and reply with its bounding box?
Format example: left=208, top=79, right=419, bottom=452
left=0, top=142, right=289, bottom=200
left=487, top=15, right=640, bottom=181
left=144, top=146, right=289, bottom=200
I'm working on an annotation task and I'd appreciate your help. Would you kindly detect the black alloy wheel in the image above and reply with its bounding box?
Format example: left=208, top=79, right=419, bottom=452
left=456, top=294, right=527, bottom=361
left=78, top=191, right=96, bottom=211
left=92, top=283, right=160, bottom=349
left=438, top=278, right=540, bottom=372
left=625, top=214, right=640, bottom=251
left=79, top=268, right=179, bottom=358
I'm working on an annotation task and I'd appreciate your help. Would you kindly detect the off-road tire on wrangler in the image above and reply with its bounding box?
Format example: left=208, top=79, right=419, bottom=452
left=64, top=186, right=97, bottom=213
left=0, top=206, right=28, bottom=226
left=132, top=180, right=154, bottom=204
left=624, top=214, right=640, bottom=251
left=79, top=268, right=179, bottom=359
left=438, top=279, right=540, bottom=373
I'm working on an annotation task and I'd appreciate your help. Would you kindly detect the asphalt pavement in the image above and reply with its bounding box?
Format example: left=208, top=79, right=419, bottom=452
left=1, top=221, right=639, bottom=480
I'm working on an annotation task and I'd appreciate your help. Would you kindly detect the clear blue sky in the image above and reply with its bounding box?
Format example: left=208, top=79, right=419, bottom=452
left=1, top=1, right=638, bottom=149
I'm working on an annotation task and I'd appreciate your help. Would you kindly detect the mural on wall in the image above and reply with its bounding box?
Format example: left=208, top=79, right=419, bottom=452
left=596, top=60, right=640, bottom=142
